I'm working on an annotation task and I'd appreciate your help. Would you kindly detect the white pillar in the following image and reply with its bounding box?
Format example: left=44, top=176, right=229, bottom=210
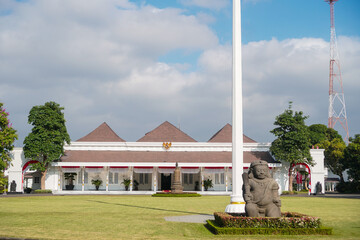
left=106, top=167, right=109, bottom=191
left=225, top=0, right=245, bottom=214
left=225, top=168, right=228, bottom=192
left=153, top=168, right=157, bottom=192
left=130, top=167, right=133, bottom=191
left=81, top=167, right=84, bottom=191
left=58, top=167, right=61, bottom=191
left=201, top=168, right=204, bottom=192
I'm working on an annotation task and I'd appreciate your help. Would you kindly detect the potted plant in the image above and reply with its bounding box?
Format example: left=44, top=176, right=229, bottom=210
left=121, top=178, right=131, bottom=191
left=133, top=180, right=139, bottom=191
left=203, top=179, right=213, bottom=191
left=64, top=173, right=77, bottom=190
left=91, top=179, right=102, bottom=190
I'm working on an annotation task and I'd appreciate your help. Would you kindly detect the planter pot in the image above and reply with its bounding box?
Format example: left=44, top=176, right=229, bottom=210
left=65, top=185, right=74, bottom=190
left=125, top=186, right=129, bottom=191
left=95, top=186, right=99, bottom=191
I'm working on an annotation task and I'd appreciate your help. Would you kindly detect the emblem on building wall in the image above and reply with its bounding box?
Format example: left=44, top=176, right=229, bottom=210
left=162, top=142, right=172, bottom=150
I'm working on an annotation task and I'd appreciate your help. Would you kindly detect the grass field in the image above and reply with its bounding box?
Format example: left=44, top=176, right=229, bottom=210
left=0, top=195, right=359, bottom=239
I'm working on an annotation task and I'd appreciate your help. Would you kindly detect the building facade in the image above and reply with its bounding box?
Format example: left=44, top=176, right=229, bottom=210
left=7, top=121, right=327, bottom=194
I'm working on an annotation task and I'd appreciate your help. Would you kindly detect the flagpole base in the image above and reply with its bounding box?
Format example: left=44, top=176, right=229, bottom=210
left=225, top=195, right=246, bottom=214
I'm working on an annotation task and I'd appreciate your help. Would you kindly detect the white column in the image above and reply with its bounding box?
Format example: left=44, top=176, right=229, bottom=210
left=130, top=167, right=133, bottom=191
left=58, top=167, right=61, bottom=191
left=81, top=167, right=84, bottom=191
left=201, top=168, right=204, bottom=192
left=106, top=167, right=109, bottom=191
left=153, top=168, right=157, bottom=192
left=225, top=168, right=228, bottom=192
left=225, top=0, right=245, bottom=214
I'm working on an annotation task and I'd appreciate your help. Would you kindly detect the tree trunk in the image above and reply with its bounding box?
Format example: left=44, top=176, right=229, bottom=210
left=289, top=165, right=294, bottom=192
left=41, top=169, right=47, bottom=190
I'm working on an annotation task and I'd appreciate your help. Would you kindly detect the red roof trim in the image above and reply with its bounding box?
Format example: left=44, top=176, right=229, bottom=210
left=110, top=166, right=128, bottom=168
left=158, top=167, right=175, bottom=169
left=85, top=166, right=103, bottom=168
left=134, top=166, right=153, bottom=169
left=205, top=167, right=224, bottom=169
left=181, top=167, right=199, bottom=169
left=62, top=166, right=80, bottom=168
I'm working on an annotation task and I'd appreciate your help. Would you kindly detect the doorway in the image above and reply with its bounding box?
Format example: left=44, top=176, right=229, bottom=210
left=161, top=173, right=172, bottom=190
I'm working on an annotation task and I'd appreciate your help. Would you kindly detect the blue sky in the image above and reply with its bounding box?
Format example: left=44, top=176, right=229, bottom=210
left=0, top=0, right=359, bottom=144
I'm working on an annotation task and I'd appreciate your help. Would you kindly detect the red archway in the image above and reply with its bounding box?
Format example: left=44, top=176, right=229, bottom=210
left=289, top=163, right=311, bottom=193
left=22, top=160, right=39, bottom=191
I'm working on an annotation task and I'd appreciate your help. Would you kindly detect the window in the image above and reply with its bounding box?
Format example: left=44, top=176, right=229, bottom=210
left=182, top=174, right=193, bottom=184
left=109, top=172, right=113, bottom=184
left=215, top=173, right=225, bottom=185
left=114, top=173, right=119, bottom=184
left=109, top=172, right=119, bottom=184
left=84, top=171, right=88, bottom=184
left=78, top=171, right=82, bottom=184
left=34, top=177, right=40, bottom=184
left=140, top=173, right=149, bottom=184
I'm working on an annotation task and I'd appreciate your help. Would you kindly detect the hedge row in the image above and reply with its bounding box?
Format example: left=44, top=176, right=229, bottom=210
left=206, top=220, right=333, bottom=235
left=214, top=212, right=322, bottom=229
left=34, top=189, right=52, bottom=194
left=152, top=193, right=201, bottom=197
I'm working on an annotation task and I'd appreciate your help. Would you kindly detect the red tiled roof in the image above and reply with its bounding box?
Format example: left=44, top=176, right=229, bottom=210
left=208, top=124, right=257, bottom=143
left=76, top=122, right=125, bottom=142
left=137, top=121, right=197, bottom=142
left=60, top=150, right=277, bottom=164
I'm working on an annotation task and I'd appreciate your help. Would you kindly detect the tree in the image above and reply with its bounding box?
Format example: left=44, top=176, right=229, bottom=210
left=0, top=103, right=18, bottom=172
left=344, top=134, right=360, bottom=182
left=23, top=101, right=70, bottom=189
left=322, top=138, right=346, bottom=182
left=270, top=103, right=312, bottom=192
left=308, top=124, right=346, bottom=182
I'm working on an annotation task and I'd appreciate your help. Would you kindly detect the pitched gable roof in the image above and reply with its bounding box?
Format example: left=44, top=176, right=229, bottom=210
left=76, top=122, right=125, bottom=142
left=137, top=121, right=197, bottom=142
left=208, top=123, right=256, bottom=143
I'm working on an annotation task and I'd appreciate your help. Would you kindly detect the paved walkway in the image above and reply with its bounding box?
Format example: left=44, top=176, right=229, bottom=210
left=164, top=214, right=214, bottom=224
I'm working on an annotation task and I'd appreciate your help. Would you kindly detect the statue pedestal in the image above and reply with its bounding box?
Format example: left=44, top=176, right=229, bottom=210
left=171, top=162, right=183, bottom=194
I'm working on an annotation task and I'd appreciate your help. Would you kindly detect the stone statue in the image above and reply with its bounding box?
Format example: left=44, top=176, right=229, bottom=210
left=10, top=180, right=17, bottom=192
left=315, top=181, right=322, bottom=195
left=243, top=160, right=281, bottom=217
left=171, top=162, right=183, bottom=193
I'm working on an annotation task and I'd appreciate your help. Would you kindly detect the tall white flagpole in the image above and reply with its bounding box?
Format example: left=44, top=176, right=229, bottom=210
left=225, top=0, right=246, bottom=214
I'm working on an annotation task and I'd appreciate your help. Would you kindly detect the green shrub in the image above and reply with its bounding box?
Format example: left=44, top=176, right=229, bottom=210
left=34, top=189, right=52, bottom=194
left=214, top=212, right=322, bottom=229
left=152, top=193, right=201, bottom=197
left=336, top=181, right=360, bottom=193
left=281, top=191, right=298, bottom=195
left=206, top=220, right=332, bottom=235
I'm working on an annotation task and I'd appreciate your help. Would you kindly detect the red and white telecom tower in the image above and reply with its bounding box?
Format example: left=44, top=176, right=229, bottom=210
left=326, top=0, right=349, bottom=141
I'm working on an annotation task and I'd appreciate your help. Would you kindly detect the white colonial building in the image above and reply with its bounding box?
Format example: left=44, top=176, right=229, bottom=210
left=7, top=121, right=327, bottom=194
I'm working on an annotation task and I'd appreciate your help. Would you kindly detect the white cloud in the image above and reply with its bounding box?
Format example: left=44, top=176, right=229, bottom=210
left=180, top=0, right=229, bottom=10
left=0, top=0, right=359, bottom=144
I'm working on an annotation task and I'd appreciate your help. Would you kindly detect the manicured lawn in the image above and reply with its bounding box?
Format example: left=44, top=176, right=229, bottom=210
left=0, top=195, right=359, bottom=239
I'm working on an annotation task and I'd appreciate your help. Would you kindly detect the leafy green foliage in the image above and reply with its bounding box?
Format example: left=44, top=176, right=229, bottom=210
left=23, top=101, right=70, bottom=173
left=0, top=103, right=18, bottom=171
left=308, top=124, right=346, bottom=181
left=270, top=103, right=312, bottom=166
left=270, top=103, right=312, bottom=192
left=344, top=134, right=360, bottom=182
left=203, top=179, right=213, bottom=191
left=322, top=138, right=346, bottom=181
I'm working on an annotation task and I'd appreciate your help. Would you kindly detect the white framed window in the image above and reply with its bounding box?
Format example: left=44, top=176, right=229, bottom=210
left=140, top=173, right=149, bottom=184
left=84, top=171, right=88, bottom=184
left=34, top=177, right=40, bottom=184
left=109, top=172, right=119, bottom=184
left=78, top=171, right=82, bottom=184
left=215, top=173, right=225, bottom=184
left=182, top=174, right=194, bottom=184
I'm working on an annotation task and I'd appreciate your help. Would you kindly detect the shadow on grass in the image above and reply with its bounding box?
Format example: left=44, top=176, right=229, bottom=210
left=87, top=199, right=210, bottom=216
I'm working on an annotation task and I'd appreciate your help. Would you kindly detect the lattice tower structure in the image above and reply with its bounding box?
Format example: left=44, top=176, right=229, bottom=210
left=326, top=0, right=349, bottom=141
